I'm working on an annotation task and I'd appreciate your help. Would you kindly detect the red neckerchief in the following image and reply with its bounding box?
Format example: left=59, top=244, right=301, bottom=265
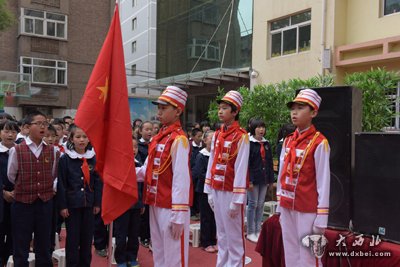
left=145, top=120, right=182, bottom=186
left=259, top=141, right=266, bottom=162
left=280, top=125, right=317, bottom=184
left=81, top=157, right=91, bottom=189
left=210, top=121, right=241, bottom=174
left=57, top=144, right=65, bottom=153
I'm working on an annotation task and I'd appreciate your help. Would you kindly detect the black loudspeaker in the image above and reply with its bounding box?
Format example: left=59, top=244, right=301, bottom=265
left=307, top=86, right=362, bottom=229
left=353, top=133, right=400, bottom=243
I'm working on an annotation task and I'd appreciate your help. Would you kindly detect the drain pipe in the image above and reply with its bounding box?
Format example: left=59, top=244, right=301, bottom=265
left=321, top=0, right=327, bottom=75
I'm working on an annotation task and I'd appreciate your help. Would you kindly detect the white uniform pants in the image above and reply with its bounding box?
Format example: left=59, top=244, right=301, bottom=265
left=280, top=207, right=322, bottom=267
left=212, top=190, right=245, bottom=267
left=149, top=206, right=190, bottom=267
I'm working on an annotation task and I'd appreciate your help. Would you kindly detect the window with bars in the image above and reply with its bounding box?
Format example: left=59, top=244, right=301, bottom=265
left=385, top=84, right=400, bottom=130
left=21, top=8, right=67, bottom=39
left=20, top=57, right=67, bottom=85
left=269, top=10, right=311, bottom=58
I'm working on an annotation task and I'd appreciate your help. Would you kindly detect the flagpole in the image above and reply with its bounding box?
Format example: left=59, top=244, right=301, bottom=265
left=107, top=221, right=114, bottom=267
left=108, top=1, right=118, bottom=267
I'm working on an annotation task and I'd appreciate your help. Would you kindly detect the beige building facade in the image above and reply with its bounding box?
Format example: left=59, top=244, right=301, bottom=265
left=252, top=0, right=400, bottom=86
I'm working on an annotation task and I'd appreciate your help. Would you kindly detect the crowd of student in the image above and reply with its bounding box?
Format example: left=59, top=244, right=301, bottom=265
left=0, top=85, right=330, bottom=267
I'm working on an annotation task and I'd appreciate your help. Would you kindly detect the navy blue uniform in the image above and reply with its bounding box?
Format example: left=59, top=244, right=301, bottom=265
left=0, top=147, right=14, bottom=266
left=137, top=139, right=149, bottom=165
left=193, top=148, right=217, bottom=248
left=137, top=140, right=151, bottom=243
left=190, top=142, right=203, bottom=217
left=248, top=139, right=274, bottom=185
left=114, top=160, right=143, bottom=265
left=57, top=150, right=102, bottom=267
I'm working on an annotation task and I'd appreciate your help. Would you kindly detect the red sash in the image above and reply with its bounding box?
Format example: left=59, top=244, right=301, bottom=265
left=210, top=121, right=242, bottom=177
left=280, top=125, right=317, bottom=184
left=145, top=121, right=182, bottom=186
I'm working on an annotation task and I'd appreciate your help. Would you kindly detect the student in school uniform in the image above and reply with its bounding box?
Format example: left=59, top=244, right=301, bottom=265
left=57, top=124, right=102, bottom=267
left=246, top=118, right=274, bottom=243
left=190, top=128, right=203, bottom=169
left=136, top=121, right=153, bottom=248
left=43, top=124, right=61, bottom=253
left=0, top=121, right=19, bottom=266
left=114, top=137, right=144, bottom=267
left=46, top=123, right=68, bottom=245
left=204, top=90, right=250, bottom=267
left=190, top=128, right=203, bottom=220
left=192, top=130, right=217, bottom=253
left=52, top=118, right=68, bottom=146
left=62, top=116, right=73, bottom=133
left=15, top=119, right=29, bottom=144
left=136, top=85, right=192, bottom=267
left=50, top=121, right=65, bottom=155
left=277, top=89, right=331, bottom=267
left=8, top=111, right=60, bottom=267
left=137, top=121, right=153, bottom=164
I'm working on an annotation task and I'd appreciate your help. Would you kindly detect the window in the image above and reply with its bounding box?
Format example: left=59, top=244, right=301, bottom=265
left=188, top=39, right=220, bottom=61
left=385, top=84, right=400, bottom=130
left=132, top=41, right=137, bottom=53
left=190, top=4, right=218, bottom=25
left=21, top=8, right=67, bottom=39
left=132, top=0, right=137, bottom=7
left=131, top=64, right=136, bottom=76
left=20, top=57, right=67, bottom=85
left=269, top=10, right=311, bottom=58
left=384, top=0, right=400, bottom=15
left=132, top=18, right=137, bottom=31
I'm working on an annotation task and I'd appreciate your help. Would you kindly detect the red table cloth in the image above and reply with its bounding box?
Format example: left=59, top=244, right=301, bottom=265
left=256, top=214, right=400, bottom=267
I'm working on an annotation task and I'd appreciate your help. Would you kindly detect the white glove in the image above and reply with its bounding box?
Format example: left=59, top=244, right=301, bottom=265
left=208, top=194, right=215, bottom=211
left=228, top=202, right=240, bottom=218
left=313, top=214, right=327, bottom=234
left=170, top=222, right=184, bottom=240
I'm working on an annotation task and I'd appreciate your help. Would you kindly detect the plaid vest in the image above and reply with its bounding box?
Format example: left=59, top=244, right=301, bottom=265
left=14, top=142, right=56, bottom=203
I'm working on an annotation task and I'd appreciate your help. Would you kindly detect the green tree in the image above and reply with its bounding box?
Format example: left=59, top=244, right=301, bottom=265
left=207, top=69, right=400, bottom=153
left=207, top=74, right=334, bottom=154
left=0, top=0, right=14, bottom=31
left=344, top=68, right=399, bottom=131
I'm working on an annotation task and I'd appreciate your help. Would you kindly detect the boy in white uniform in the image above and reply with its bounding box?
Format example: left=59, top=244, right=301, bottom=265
left=277, top=89, right=331, bottom=267
left=204, top=91, right=250, bottom=267
left=136, top=86, right=192, bottom=267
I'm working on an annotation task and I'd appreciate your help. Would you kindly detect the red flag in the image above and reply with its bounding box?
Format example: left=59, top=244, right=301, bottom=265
left=75, top=4, right=137, bottom=224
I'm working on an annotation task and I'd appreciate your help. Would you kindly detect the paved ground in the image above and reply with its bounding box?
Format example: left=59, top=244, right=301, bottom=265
left=57, top=228, right=263, bottom=266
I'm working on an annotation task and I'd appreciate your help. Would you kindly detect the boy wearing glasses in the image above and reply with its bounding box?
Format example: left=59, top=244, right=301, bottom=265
left=8, top=110, right=60, bottom=267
